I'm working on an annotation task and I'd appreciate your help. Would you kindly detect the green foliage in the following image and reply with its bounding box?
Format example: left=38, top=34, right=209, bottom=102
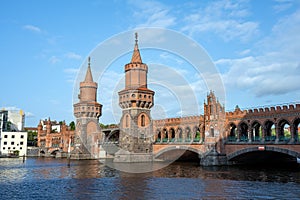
left=99, top=123, right=117, bottom=129
left=13, top=150, right=19, bottom=156
left=27, top=130, right=38, bottom=146
left=69, top=121, right=75, bottom=131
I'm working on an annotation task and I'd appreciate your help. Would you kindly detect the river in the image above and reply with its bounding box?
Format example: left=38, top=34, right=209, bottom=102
left=0, top=157, right=299, bottom=199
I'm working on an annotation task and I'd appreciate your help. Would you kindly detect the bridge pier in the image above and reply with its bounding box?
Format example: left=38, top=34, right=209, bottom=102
left=200, top=147, right=228, bottom=166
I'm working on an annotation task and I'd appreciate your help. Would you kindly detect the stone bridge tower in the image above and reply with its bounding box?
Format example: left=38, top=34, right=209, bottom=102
left=73, top=57, right=103, bottom=159
left=114, top=33, right=155, bottom=162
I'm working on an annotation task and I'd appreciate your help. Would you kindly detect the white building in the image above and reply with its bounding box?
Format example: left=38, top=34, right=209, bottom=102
left=0, top=131, right=28, bottom=156
left=40, top=119, right=61, bottom=133
left=8, top=110, right=25, bottom=131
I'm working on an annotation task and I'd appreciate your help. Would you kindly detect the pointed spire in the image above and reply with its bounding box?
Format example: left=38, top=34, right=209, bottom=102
left=84, top=57, right=94, bottom=82
left=130, top=32, right=142, bottom=63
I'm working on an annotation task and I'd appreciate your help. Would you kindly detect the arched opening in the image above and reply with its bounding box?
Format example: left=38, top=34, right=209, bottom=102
left=162, top=128, right=168, bottom=142
left=278, top=119, right=290, bottom=142
left=239, top=122, right=248, bottom=141
left=264, top=120, right=276, bottom=141
left=107, top=130, right=120, bottom=143
left=169, top=128, right=175, bottom=142
left=125, top=115, right=129, bottom=128
left=156, top=129, right=161, bottom=143
left=141, top=114, right=145, bottom=127
left=251, top=121, right=262, bottom=141
left=185, top=127, right=191, bottom=142
left=177, top=127, right=183, bottom=142
left=40, top=150, right=45, bottom=156
left=50, top=150, right=59, bottom=157
left=193, top=126, right=201, bottom=142
left=228, top=148, right=298, bottom=166
left=228, top=123, right=237, bottom=142
left=156, top=149, right=200, bottom=163
left=293, top=118, right=300, bottom=142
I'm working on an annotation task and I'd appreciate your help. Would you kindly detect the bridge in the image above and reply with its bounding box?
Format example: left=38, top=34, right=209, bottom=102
left=101, top=101, right=300, bottom=165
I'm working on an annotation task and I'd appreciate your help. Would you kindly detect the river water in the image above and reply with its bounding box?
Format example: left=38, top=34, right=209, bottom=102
left=0, top=158, right=299, bottom=199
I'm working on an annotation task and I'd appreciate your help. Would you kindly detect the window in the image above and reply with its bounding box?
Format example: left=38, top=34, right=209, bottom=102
left=8, top=147, right=10, bottom=150
left=3, top=147, right=5, bottom=150
left=13, top=147, right=15, bottom=150
left=3, top=142, right=7, bottom=145
left=20, top=142, right=24, bottom=145
left=12, top=135, right=15, bottom=139
left=11, top=142, right=14, bottom=145
left=4, top=135, right=7, bottom=138
left=21, top=135, right=24, bottom=139
left=125, top=115, right=129, bottom=128
left=20, top=147, right=22, bottom=150
left=141, top=115, right=145, bottom=127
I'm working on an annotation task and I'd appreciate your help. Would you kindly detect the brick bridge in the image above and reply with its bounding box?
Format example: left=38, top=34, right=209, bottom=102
left=102, top=93, right=300, bottom=165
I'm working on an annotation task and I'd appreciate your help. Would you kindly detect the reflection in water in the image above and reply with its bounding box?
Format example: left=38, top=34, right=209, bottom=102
left=0, top=158, right=299, bottom=199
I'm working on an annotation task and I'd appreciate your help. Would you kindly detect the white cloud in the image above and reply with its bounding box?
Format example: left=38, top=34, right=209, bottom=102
left=25, top=112, right=35, bottom=118
left=129, top=0, right=175, bottom=28
left=219, top=9, right=300, bottom=97
left=64, top=68, right=79, bottom=83
left=23, top=25, right=42, bottom=33
left=49, top=56, right=60, bottom=64
left=65, top=52, right=82, bottom=60
left=1, top=106, right=35, bottom=118
left=181, top=0, right=259, bottom=42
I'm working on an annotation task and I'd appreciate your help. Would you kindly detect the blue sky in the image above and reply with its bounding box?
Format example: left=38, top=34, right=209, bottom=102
left=1, top=0, right=300, bottom=127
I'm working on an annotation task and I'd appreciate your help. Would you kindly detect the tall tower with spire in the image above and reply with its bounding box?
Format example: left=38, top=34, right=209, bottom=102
left=115, top=33, right=155, bottom=162
left=73, top=57, right=103, bottom=159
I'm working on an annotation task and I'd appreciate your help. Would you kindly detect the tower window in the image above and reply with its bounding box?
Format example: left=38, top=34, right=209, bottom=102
left=141, top=115, right=145, bottom=127
left=125, top=115, right=129, bottom=128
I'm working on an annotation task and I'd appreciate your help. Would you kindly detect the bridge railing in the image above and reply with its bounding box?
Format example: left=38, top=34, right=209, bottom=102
left=154, top=137, right=203, bottom=144
left=226, top=136, right=294, bottom=144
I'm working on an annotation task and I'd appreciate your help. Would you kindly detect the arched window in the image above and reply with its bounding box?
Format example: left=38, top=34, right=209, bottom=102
left=125, top=115, right=129, bottom=128
left=141, top=114, right=145, bottom=127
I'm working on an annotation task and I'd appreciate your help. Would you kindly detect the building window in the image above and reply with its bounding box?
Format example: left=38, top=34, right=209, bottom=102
left=141, top=115, right=145, bottom=127
left=3, top=142, right=7, bottom=145
left=20, top=142, right=24, bottom=145
left=4, top=135, right=7, bottom=138
left=8, top=147, right=10, bottom=150
left=20, top=147, right=22, bottom=150
left=21, top=135, right=24, bottom=139
left=13, top=147, right=15, bottom=150
left=11, top=142, right=14, bottom=145
left=3, top=147, right=5, bottom=150
left=12, top=135, right=15, bottom=139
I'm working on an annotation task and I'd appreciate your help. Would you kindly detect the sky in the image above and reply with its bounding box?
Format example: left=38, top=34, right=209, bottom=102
left=0, top=0, right=300, bottom=127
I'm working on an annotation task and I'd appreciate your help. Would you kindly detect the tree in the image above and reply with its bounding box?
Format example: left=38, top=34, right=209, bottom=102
left=69, top=121, right=75, bottom=131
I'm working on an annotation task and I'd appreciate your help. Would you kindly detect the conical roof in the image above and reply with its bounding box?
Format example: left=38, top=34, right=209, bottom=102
left=130, top=32, right=142, bottom=63
left=84, top=57, right=94, bottom=82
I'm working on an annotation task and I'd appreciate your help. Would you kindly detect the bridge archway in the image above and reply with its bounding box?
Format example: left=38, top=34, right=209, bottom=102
left=251, top=121, right=262, bottom=140
left=185, top=126, right=191, bottom=142
left=227, top=146, right=299, bottom=165
left=277, top=118, right=291, bottom=141
left=105, top=129, right=119, bottom=143
left=264, top=120, right=276, bottom=141
left=238, top=121, right=248, bottom=140
left=155, top=146, right=201, bottom=162
left=229, top=123, right=237, bottom=137
left=50, top=149, right=60, bottom=156
left=292, top=118, right=300, bottom=142
left=155, top=129, right=161, bottom=142
left=169, top=128, right=175, bottom=142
